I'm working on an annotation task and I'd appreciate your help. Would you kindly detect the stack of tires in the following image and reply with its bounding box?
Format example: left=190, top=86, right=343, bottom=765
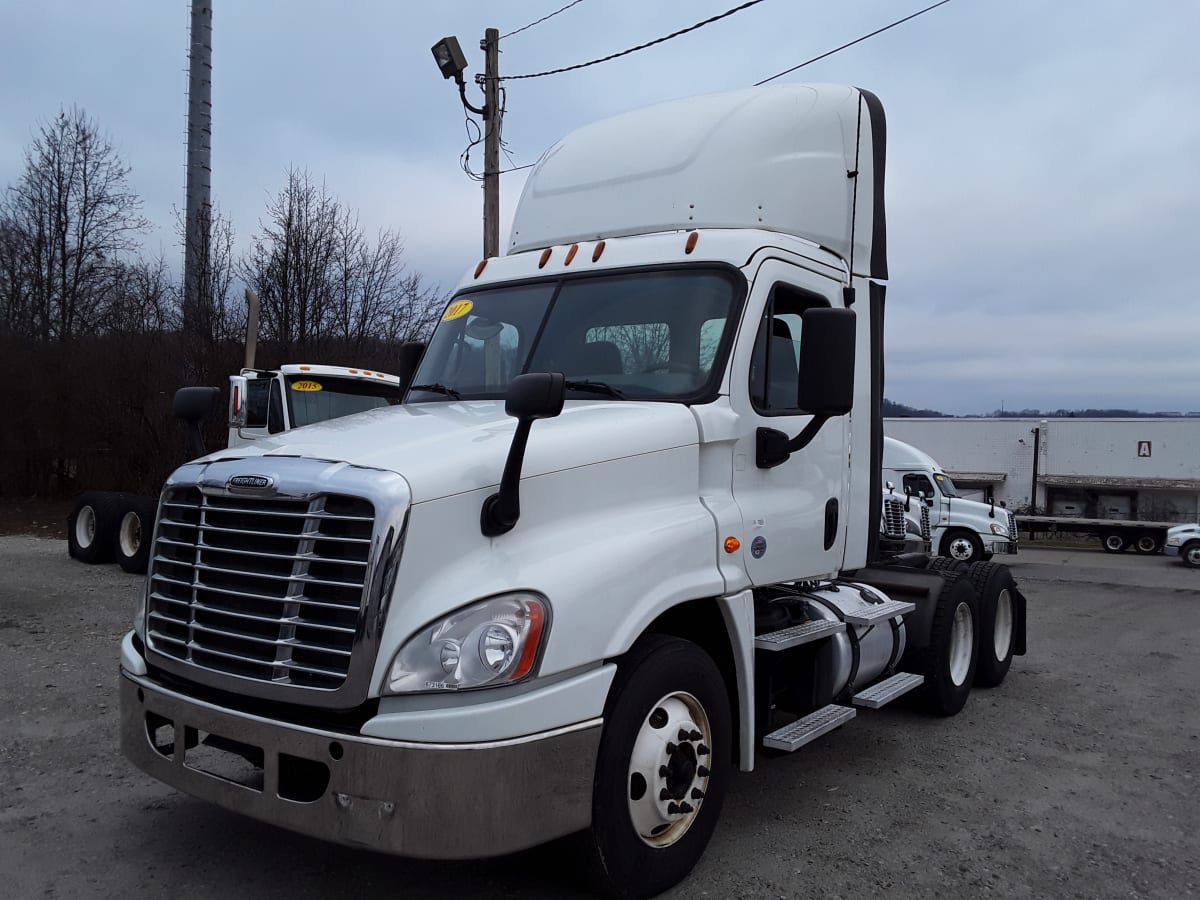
left=67, top=492, right=158, bottom=574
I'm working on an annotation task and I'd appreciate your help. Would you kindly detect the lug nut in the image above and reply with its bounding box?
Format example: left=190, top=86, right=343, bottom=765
left=697, top=765, right=710, bottom=777
left=697, top=744, right=710, bottom=756
left=691, top=788, right=705, bottom=800
left=679, top=801, right=694, bottom=814
left=667, top=801, right=680, bottom=815
left=659, top=788, right=670, bottom=801
left=659, top=765, right=670, bottom=777
left=678, top=728, right=690, bottom=742
left=689, top=729, right=702, bottom=741
left=666, top=742, right=677, bottom=754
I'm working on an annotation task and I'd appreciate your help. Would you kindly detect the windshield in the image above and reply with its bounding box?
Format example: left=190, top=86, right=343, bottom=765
left=286, top=375, right=399, bottom=427
left=408, top=268, right=741, bottom=403
left=934, top=472, right=960, bottom=498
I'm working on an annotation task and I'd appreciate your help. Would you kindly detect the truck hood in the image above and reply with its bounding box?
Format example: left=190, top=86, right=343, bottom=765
left=202, top=400, right=701, bottom=504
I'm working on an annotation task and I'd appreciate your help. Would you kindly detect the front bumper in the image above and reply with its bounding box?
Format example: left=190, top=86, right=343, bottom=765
left=1165, top=544, right=1180, bottom=557
left=120, top=671, right=601, bottom=859
left=986, top=538, right=1018, bottom=555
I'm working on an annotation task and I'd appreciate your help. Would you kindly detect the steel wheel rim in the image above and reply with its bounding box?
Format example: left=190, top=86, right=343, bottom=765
left=118, top=511, right=141, bottom=557
left=1104, top=534, right=1124, bottom=551
left=1186, top=545, right=1200, bottom=566
left=948, top=537, right=974, bottom=561
left=949, top=601, right=973, bottom=686
left=992, top=589, right=1013, bottom=661
left=1136, top=536, right=1156, bottom=553
left=627, top=691, right=712, bottom=848
left=75, top=505, right=96, bottom=549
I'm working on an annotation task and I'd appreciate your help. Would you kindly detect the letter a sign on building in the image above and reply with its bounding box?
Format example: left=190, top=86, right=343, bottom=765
left=1137, top=440, right=1152, bottom=458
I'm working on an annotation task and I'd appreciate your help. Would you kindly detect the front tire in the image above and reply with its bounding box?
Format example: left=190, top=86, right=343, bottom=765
left=941, top=529, right=984, bottom=564
left=586, top=635, right=731, bottom=899
left=965, top=561, right=1017, bottom=687
left=1181, top=541, right=1200, bottom=569
left=908, top=574, right=978, bottom=716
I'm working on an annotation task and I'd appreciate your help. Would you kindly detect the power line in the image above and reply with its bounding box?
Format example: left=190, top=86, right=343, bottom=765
left=500, top=0, right=771, bottom=81
left=501, top=0, right=586, bottom=41
left=755, top=0, right=955, bottom=86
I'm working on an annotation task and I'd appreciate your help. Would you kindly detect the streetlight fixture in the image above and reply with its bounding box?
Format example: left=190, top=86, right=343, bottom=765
left=431, top=36, right=469, bottom=84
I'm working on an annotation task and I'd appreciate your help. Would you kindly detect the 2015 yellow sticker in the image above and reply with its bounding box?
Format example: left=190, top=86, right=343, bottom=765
left=443, top=299, right=474, bottom=321
left=292, top=380, right=323, bottom=392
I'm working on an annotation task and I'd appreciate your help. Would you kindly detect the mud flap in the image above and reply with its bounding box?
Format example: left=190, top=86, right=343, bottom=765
left=1011, top=584, right=1028, bottom=656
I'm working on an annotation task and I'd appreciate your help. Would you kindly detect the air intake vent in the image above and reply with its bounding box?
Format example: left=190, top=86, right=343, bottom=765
left=147, top=488, right=374, bottom=690
left=883, top=497, right=905, bottom=539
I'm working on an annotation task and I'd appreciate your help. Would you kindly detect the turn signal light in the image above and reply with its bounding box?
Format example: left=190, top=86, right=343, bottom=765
left=724, top=536, right=741, bottom=554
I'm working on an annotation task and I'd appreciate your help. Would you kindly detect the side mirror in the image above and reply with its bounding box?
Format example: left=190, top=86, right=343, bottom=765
left=173, top=386, right=220, bottom=460
left=396, top=341, right=426, bottom=396
left=480, top=373, right=566, bottom=537
left=228, top=375, right=248, bottom=428
left=796, top=307, right=855, bottom=416
left=885, top=480, right=895, bottom=492
left=755, top=308, right=855, bottom=469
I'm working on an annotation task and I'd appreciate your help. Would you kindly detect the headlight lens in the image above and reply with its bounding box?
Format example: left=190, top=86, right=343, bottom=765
left=385, top=592, right=549, bottom=694
left=990, top=523, right=1009, bottom=536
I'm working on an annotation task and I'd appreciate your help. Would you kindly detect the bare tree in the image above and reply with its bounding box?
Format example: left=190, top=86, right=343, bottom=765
left=241, top=167, right=442, bottom=359
left=0, top=107, right=149, bottom=342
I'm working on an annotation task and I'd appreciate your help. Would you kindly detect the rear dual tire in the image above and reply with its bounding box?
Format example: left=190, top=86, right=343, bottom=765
left=67, top=492, right=123, bottom=564
left=115, top=497, right=158, bottom=573
left=908, top=572, right=978, bottom=716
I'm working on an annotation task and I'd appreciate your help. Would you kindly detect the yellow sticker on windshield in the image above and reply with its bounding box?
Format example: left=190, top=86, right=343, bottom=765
left=443, top=299, right=474, bottom=321
left=292, top=380, right=323, bottom=392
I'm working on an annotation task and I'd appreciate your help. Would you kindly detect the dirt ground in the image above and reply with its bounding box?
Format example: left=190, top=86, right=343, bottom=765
left=0, top=498, right=72, bottom=539
left=0, top=538, right=1196, bottom=899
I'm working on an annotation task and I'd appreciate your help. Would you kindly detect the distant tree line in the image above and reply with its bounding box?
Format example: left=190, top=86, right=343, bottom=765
left=0, top=107, right=443, bottom=498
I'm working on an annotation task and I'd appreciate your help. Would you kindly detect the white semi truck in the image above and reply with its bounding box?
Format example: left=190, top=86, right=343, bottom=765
left=883, top=436, right=1018, bottom=563
left=119, top=85, right=1028, bottom=898
left=67, top=363, right=400, bottom=574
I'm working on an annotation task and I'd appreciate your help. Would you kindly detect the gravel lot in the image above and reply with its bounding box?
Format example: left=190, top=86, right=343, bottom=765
left=1, top=536, right=1196, bottom=899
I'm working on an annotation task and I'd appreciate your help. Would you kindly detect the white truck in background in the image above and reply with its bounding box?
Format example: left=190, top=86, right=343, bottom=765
left=67, top=293, right=401, bottom=574
left=883, top=436, right=1017, bottom=563
left=118, top=84, right=1028, bottom=898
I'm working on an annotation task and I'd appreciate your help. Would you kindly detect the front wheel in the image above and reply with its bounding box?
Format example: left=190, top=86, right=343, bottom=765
left=1181, top=541, right=1200, bottom=569
left=586, top=635, right=731, bottom=899
left=941, top=529, right=984, bottom=564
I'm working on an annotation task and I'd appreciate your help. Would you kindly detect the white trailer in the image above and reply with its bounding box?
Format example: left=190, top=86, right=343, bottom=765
left=118, top=85, right=1028, bottom=897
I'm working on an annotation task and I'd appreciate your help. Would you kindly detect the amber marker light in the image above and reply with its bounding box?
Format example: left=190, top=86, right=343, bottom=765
left=510, top=602, right=547, bottom=680
left=685, top=231, right=699, bottom=254
left=724, top=536, right=741, bottom=554
left=299, top=366, right=312, bottom=371
left=538, top=248, right=553, bottom=268
left=592, top=240, right=606, bottom=262
left=474, top=259, right=488, bottom=278
left=564, top=243, right=579, bottom=265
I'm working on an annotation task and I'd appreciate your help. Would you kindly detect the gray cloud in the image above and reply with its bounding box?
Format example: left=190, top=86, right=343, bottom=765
left=2, top=0, right=1197, bottom=413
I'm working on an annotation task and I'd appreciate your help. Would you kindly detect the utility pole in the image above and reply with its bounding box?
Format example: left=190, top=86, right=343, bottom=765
left=432, top=31, right=502, bottom=260
left=184, top=0, right=213, bottom=351
left=481, top=27, right=501, bottom=259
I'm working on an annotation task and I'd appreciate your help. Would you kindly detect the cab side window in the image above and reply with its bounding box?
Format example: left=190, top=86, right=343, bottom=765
left=749, top=283, right=830, bottom=413
left=267, top=380, right=286, bottom=434
left=245, top=379, right=270, bottom=428
left=903, top=474, right=935, bottom=499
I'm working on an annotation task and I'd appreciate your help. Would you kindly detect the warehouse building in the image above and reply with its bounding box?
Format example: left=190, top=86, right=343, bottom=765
left=884, top=417, right=1200, bottom=522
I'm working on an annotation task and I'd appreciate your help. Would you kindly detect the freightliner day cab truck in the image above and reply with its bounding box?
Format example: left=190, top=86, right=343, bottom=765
left=119, top=84, right=1028, bottom=898
left=883, top=436, right=1018, bottom=563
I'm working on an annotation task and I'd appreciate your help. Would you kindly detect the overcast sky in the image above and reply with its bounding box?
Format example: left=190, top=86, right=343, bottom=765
left=2, top=0, right=1197, bottom=415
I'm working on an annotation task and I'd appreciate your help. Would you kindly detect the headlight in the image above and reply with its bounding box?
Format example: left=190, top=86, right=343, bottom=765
left=1167, top=536, right=1182, bottom=546
left=990, top=523, right=1009, bottom=536
left=384, top=592, right=549, bottom=694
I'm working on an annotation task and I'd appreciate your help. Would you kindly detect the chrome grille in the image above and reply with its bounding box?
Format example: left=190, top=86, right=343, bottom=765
left=147, top=487, right=375, bottom=690
left=1007, top=511, right=1017, bottom=543
left=921, top=505, right=932, bottom=540
left=883, top=497, right=905, bottom=539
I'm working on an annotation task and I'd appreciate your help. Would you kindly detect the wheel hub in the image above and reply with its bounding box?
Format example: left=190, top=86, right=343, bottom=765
left=627, top=692, right=712, bottom=848
left=993, top=588, right=1013, bottom=661
left=949, top=601, right=974, bottom=686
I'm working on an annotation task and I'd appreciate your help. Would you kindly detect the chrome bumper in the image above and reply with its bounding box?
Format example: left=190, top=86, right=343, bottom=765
left=989, top=540, right=1018, bottom=555
left=120, top=671, right=600, bottom=859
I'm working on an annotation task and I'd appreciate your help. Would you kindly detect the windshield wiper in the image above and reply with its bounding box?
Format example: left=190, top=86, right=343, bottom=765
left=409, top=383, right=462, bottom=400
left=564, top=379, right=625, bottom=399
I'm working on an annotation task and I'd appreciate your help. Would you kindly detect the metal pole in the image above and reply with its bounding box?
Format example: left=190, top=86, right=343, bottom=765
left=482, top=27, right=500, bottom=259
left=184, top=1, right=213, bottom=344
left=1030, top=426, right=1041, bottom=512
left=244, top=288, right=260, bottom=370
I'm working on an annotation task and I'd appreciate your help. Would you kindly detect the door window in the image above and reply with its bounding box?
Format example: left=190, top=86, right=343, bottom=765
left=748, top=283, right=830, bottom=413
